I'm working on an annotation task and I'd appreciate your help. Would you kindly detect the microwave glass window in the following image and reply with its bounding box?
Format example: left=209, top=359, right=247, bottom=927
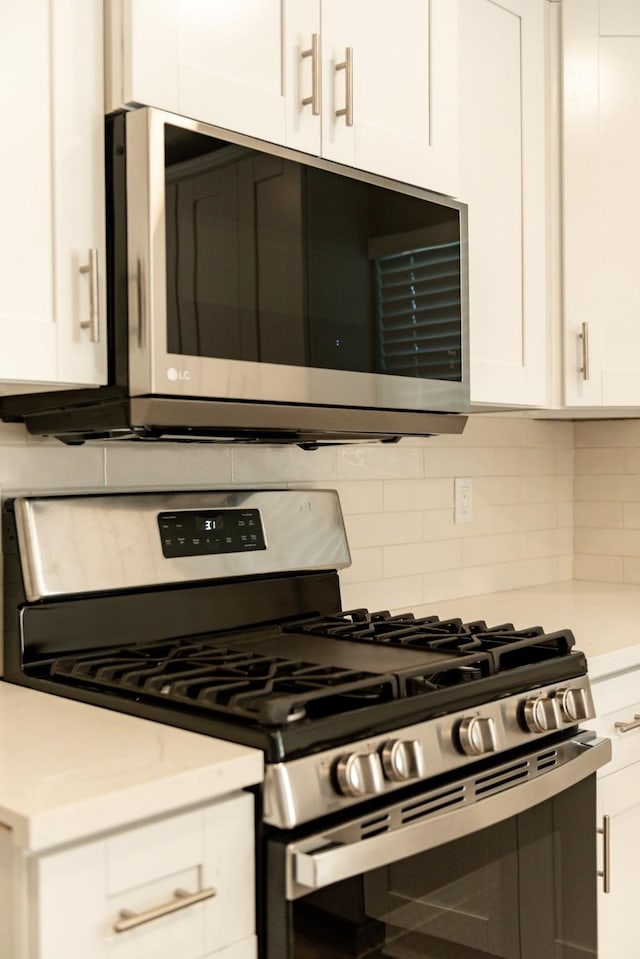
left=164, top=124, right=462, bottom=383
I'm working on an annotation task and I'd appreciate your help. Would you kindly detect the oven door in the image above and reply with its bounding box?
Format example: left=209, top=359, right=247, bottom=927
left=264, top=732, right=610, bottom=959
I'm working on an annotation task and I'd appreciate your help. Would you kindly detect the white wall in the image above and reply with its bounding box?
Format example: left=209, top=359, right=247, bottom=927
left=0, top=414, right=574, bottom=613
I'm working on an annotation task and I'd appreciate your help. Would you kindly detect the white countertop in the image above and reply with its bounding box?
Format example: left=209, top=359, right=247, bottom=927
left=406, top=580, right=640, bottom=680
left=0, top=682, right=263, bottom=853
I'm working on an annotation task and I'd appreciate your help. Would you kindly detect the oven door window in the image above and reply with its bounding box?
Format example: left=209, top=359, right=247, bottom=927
left=268, top=775, right=598, bottom=959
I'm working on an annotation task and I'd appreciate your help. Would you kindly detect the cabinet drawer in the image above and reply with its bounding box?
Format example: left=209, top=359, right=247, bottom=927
left=36, top=792, right=255, bottom=959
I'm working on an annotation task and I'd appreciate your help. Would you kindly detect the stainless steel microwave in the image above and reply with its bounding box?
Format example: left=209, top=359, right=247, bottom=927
left=0, top=108, right=469, bottom=445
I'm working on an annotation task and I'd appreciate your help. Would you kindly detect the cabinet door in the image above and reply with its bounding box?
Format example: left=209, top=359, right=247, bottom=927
left=0, top=0, right=107, bottom=388
left=0, top=0, right=56, bottom=384
left=114, top=0, right=287, bottom=144
left=597, top=764, right=640, bottom=959
left=34, top=794, right=254, bottom=959
left=319, top=0, right=458, bottom=195
left=563, top=0, right=640, bottom=407
left=460, top=0, right=546, bottom=407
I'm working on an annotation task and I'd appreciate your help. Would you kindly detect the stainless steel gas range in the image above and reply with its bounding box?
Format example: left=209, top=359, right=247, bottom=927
left=2, top=489, right=610, bottom=958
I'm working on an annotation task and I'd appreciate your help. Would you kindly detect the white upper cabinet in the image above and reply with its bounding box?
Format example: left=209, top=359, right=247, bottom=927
left=108, top=0, right=459, bottom=195
left=107, top=0, right=288, bottom=144
left=287, top=0, right=459, bottom=195
left=459, top=0, right=547, bottom=408
left=563, top=0, right=640, bottom=408
left=0, top=0, right=107, bottom=390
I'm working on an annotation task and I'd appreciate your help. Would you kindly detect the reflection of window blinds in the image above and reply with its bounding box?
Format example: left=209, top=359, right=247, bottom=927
left=375, top=241, right=462, bottom=381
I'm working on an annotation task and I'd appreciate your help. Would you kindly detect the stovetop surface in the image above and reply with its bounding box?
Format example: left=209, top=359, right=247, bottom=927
left=31, top=610, right=584, bottom=751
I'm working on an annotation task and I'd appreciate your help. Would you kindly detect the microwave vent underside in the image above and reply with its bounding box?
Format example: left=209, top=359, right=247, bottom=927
left=0, top=391, right=468, bottom=447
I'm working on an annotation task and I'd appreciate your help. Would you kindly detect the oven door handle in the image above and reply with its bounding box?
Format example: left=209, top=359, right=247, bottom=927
left=286, top=734, right=611, bottom=900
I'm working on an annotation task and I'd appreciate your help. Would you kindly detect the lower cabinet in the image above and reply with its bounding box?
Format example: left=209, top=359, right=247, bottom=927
left=587, top=667, right=640, bottom=959
left=0, top=792, right=256, bottom=959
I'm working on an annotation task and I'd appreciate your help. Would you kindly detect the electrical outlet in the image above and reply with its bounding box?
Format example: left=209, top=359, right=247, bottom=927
left=454, top=477, right=473, bottom=524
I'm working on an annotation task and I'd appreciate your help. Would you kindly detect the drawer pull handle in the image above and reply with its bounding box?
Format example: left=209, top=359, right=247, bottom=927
left=597, top=815, right=611, bottom=894
left=614, top=714, right=640, bottom=733
left=113, top=886, right=216, bottom=934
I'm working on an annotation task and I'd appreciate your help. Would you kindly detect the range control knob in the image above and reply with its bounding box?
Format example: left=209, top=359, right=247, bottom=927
left=457, top=716, right=498, bottom=756
left=523, top=694, right=559, bottom=733
left=334, top=751, right=385, bottom=798
left=556, top=686, right=591, bottom=723
left=380, top=739, right=425, bottom=782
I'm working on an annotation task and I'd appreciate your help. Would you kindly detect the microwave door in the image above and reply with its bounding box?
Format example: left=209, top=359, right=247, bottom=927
left=125, top=107, right=469, bottom=417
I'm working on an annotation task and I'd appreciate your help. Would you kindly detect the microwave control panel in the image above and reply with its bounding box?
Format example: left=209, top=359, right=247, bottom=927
left=158, top=508, right=266, bottom=558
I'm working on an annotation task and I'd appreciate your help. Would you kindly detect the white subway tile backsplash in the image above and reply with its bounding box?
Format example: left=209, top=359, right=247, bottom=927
left=462, top=532, right=527, bottom=568
left=424, top=447, right=496, bottom=477
left=340, top=574, right=424, bottom=613
left=0, top=445, right=104, bottom=493
left=383, top=478, right=452, bottom=512
left=383, top=539, right=462, bottom=579
left=574, top=554, right=624, bottom=582
left=345, top=511, right=424, bottom=549
left=232, top=444, right=337, bottom=483
left=574, top=500, right=624, bottom=528
left=105, top=444, right=233, bottom=488
left=574, top=448, right=624, bottom=474
left=336, top=444, right=423, bottom=480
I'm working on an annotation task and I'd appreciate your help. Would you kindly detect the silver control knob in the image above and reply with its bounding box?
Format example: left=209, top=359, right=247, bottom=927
left=458, top=716, right=498, bottom=756
left=334, top=751, right=385, bottom=798
left=556, top=686, right=591, bottom=723
left=523, top=694, right=559, bottom=733
left=380, top=739, right=425, bottom=782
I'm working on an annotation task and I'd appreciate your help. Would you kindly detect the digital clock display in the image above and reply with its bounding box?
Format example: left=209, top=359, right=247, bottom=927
left=195, top=515, right=224, bottom=533
left=158, top=508, right=265, bottom=558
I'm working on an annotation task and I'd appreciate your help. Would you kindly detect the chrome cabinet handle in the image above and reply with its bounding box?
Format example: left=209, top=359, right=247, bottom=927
left=301, top=33, right=320, bottom=115
left=113, top=886, right=216, bottom=934
left=598, top=815, right=611, bottom=894
left=614, top=714, right=640, bottom=733
left=335, top=47, right=354, bottom=126
left=79, top=248, right=101, bottom=343
left=579, top=321, right=589, bottom=380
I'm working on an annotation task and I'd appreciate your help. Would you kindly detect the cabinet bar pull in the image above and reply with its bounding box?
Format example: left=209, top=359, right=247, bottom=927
left=301, top=33, right=320, bottom=115
left=597, top=815, right=611, bottom=894
left=79, top=248, right=101, bottom=343
left=614, top=714, right=640, bottom=733
left=113, top=886, right=216, bottom=934
left=579, top=321, right=589, bottom=380
left=335, top=47, right=354, bottom=126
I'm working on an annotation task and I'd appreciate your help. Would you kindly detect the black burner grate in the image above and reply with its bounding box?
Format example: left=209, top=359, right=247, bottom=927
left=49, top=639, right=399, bottom=726
left=43, top=609, right=576, bottom=729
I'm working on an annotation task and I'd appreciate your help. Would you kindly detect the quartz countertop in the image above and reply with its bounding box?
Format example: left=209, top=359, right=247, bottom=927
left=404, top=580, right=640, bottom=680
left=0, top=681, right=263, bottom=852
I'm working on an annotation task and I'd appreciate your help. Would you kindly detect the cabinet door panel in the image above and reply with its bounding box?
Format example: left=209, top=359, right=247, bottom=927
left=52, top=0, right=107, bottom=385
left=598, top=767, right=640, bottom=959
left=563, top=0, right=640, bottom=408
left=0, top=0, right=56, bottom=384
left=461, top=0, right=546, bottom=407
left=320, top=0, right=458, bottom=195
left=121, top=0, right=286, bottom=144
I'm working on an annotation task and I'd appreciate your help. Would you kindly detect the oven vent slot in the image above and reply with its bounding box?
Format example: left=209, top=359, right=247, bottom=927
left=536, top=749, right=558, bottom=771
left=360, top=813, right=391, bottom=838
left=399, top=784, right=466, bottom=825
left=474, top=759, right=530, bottom=797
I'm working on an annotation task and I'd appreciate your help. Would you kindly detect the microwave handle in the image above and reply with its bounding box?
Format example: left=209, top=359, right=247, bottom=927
left=286, top=735, right=610, bottom=900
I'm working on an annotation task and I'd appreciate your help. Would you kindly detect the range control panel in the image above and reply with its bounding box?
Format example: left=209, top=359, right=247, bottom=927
left=158, top=508, right=266, bottom=558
